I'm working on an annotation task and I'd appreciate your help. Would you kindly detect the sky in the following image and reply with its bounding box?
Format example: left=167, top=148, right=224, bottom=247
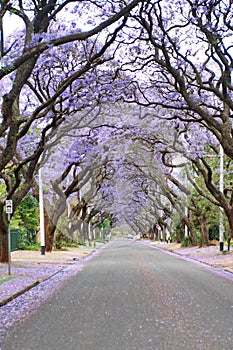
left=3, top=12, right=24, bottom=36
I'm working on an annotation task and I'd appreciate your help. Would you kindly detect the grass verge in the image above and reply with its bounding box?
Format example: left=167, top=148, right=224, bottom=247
left=0, top=275, right=15, bottom=285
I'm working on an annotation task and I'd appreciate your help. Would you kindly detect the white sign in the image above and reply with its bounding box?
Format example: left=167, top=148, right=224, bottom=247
left=6, top=200, right=13, bottom=214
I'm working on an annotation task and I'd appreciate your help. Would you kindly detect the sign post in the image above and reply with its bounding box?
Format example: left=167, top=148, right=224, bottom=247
left=6, top=200, right=13, bottom=275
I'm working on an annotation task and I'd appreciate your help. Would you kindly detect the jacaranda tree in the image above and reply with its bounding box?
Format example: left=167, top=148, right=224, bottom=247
left=0, top=0, right=143, bottom=262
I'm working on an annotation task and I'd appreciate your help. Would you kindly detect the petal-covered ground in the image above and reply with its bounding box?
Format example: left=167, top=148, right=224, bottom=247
left=152, top=242, right=233, bottom=273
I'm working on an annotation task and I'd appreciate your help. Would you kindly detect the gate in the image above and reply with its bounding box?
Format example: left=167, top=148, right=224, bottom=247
left=11, top=229, right=20, bottom=251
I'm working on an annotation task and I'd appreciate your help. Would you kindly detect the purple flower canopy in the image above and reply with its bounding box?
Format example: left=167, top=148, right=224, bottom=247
left=0, top=0, right=232, bottom=239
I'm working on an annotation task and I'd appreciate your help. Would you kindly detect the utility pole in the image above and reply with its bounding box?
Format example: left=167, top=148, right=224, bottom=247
left=184, top=170, right=189, bottom=238
left=39, top=167, right=46, bottom=255
left=219, top=145, right=224, bottom=251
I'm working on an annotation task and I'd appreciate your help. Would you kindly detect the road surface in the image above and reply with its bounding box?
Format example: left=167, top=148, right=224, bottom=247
left=2, top=239, right=233, bottom=350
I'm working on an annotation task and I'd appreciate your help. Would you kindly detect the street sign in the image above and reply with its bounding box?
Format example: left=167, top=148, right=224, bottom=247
left=6, top=200, right=13, bottom=214
left=6, top=200, right=13, bottom=275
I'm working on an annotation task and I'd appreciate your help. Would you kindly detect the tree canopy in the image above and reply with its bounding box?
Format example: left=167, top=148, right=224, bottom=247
left=0, top=0, right=233, bottom=261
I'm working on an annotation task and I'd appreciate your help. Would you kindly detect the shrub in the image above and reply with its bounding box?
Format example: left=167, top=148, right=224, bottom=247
left=23, top=243, right=41, bottom=251
left=181, top=236, right=192, bottom=247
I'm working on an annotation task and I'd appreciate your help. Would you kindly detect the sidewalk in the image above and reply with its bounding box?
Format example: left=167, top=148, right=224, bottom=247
left=151, top=241, right=233, bottom=274
left=0, top=245, right=102, bottom=307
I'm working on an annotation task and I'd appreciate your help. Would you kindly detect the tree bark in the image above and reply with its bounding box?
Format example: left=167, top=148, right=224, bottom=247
left=44, top=209, right=57, bottom=252
left=186, top=212, right=198, bottom=246
left=0, top=209, right=9, bottom=262
left=199, top=217, right=209, bottom=247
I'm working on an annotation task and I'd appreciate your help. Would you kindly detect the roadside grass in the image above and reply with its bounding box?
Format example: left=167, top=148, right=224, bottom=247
left=0, top=275, right=15, bottom=285
left=221, top=250, right=230, bottom=255
left=18, top=243, right=41, bottom=251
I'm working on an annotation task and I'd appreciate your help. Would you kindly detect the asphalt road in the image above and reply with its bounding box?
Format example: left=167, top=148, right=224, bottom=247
left=2, top=239, right=233, bottom=350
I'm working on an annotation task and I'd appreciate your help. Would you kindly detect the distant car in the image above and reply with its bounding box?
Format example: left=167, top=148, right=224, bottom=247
left=135, top=234, right=141, bottom=240
left=127, top=234, right=134, bottom=239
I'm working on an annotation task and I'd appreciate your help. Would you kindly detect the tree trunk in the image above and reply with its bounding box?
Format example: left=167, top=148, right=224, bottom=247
left=0, top=210, right=9, bottom=262
left=44, top=209, right=57, bottom=252
left=80, top=222, right=87, bottom=242
left=199, top=217, right=209, bottom=247
left=226, top=208, right=233, bottom=249
left=54, top=230, right=65, bottom=249
left=43, top=196, right=67, bottom=252
left=186, top=212, right=198, bottom=246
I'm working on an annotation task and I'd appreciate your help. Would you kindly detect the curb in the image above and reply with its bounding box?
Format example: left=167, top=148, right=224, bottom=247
left=0, top=245, right=106, bottom=308
left=150, top=243, right=233, bottom=279
left=0, top=266, right=66, bottom=307
left=0, top=280, right=40, bottom=307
